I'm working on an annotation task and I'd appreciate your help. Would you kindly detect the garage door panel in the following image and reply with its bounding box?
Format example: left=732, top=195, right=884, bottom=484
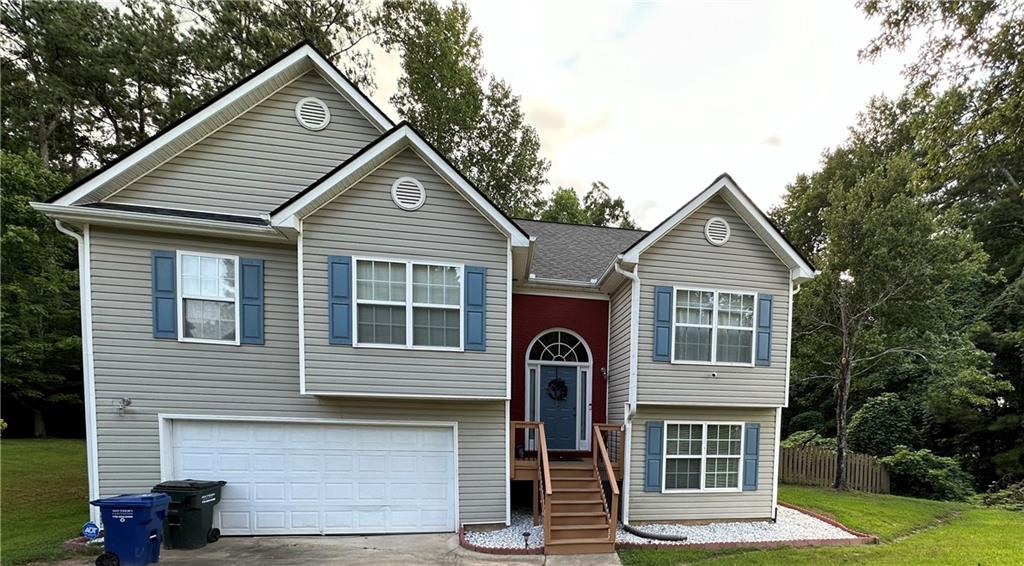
left=169, top=420, right=457, bottom=535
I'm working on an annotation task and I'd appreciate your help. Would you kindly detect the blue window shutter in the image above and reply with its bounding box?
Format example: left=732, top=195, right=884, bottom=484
left=240, top=258, right=264, bottom=345
left=644, top=421, right=664, bottom=492
left=653, top=286, right=672, bottom=361
left=755, top=294, right=774, bottom=366
left=464, top=266, right=487, bottom=351
left=743, top=423, right=760, bottom=491
left=328, top=256, right=352, bottom=345
left=151, top=250, right=177, bottom=339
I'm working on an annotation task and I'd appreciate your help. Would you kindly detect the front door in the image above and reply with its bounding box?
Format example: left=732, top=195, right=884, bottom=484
left=539, top=365, right=577, bottom=450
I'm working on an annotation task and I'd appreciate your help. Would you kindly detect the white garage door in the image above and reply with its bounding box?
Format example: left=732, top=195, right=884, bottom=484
left=168, top=419, right=457, bottom=535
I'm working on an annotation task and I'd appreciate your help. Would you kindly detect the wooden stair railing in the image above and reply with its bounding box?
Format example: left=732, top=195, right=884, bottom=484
left=537, top=422, right=552, bottom=544
left=593, top=424, right=620, bottom=542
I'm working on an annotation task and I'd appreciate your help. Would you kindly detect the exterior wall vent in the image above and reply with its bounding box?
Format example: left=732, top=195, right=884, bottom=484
left=391, top=177, right=426, bottom=211
left=294, top=97, right=331, bottom=131
left=704, top=216, right=731, bottom=246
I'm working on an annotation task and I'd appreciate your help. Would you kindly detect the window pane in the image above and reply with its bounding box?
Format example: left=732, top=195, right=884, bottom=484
left=412, top=307, right=460, bottom=347
left=357, top=304, right=406, bottom=344
left=706, top=425, right=742, bottom=456
left=182, top=254, right=235, bottom=299
left=718, top=293, right=754, bottom=328
left=705, top=457, right=740, bottom=488
left=675, top=290, right=713, bottom=325
left=666, top=424, right=702, bottom=456
left=716, top=329, right=753, bottom=363
left=182, top=299, right=235, bottom=341
left=357, top=261, right=405, bottom=302
left=413, top=265, right=459, bottom=306
left=665, top=458, right=701, bottom=489
left=674, top=326, right=712, bottom=362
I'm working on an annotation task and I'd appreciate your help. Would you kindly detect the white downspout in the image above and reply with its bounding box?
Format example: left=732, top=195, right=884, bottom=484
left=55, top=221, right=101, bottom=525
left=613, top=259, right=640, bottom=525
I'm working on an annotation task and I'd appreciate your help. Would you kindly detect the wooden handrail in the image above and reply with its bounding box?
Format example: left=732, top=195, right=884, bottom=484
left=537, top=423, right=552, bottom=496
left=594, top=424, right=621, bottom=542
left=593, top=425, right=619, bottom=495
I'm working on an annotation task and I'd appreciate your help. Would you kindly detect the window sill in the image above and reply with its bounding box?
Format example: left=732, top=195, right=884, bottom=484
left=668, top=360, right=755, bottom=368
left=352, top=342, right=464, bottom=353
left=661, top=488, right=743, bottom=494
left=178, top=337, right=241, bottom=346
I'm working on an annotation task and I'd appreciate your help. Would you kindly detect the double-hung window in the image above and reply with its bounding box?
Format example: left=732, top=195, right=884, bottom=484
left=179, top=252, right=239, bottom=343
left=673, top=289, right=756, bottom=364
left=354, top=258, right=462, bottom=349
left=664, top=422, right=744, bottom=492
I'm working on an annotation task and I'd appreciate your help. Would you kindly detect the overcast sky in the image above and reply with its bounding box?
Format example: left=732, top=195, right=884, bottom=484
left=368, top=1, right=913, bottom=228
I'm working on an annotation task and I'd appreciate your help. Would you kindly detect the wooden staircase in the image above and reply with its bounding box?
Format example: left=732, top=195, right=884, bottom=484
left=510, top=421, right=624, bottom=555
left=546, top=459, right=615, bottom=554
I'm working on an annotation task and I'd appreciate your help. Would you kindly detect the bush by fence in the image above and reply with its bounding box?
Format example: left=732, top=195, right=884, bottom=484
left=781, top=446, right=890, bottom=494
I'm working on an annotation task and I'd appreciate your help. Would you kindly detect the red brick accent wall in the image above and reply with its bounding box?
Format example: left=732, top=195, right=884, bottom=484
left=511, top=293, right=609, bottom=425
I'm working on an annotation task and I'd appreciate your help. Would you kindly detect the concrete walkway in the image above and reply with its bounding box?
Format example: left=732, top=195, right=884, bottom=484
left=59, top=535, right=621, bottom=565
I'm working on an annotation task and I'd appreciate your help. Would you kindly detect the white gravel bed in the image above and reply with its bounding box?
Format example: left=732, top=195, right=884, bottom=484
left=616, top=506, right=857, bottom=546
left=464, top=510, right=544, bottom=550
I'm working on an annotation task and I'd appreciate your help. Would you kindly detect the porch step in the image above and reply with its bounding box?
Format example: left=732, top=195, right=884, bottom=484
left=550, top=488, right=602, bottom=501
left=549, top=467, right=596, bottom=479
left=545, top=538, right=616, bottom=555
left=549, top=459, right=593, bottom=469
left=549, top=500, right=605, bottom=513
left=549, top=524, right=611, bottom=540
left=552, top=478, right=598, bottom=489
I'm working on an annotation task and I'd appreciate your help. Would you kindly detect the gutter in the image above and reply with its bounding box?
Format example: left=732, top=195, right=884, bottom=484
left=32, top=203, right=285, bottom=241
left=54, top=221, right=101, bottom=525
left=613, top=257, right=641, bottom=524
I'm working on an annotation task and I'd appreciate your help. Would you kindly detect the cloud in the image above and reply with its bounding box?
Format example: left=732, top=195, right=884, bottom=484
left=761, top=134, right=784, bottom=148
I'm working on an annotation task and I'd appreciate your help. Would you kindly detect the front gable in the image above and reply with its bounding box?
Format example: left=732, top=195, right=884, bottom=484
left=107, top=70, right=384, bottom=216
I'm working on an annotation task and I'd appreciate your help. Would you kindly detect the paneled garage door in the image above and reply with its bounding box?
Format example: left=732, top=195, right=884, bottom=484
left=167, top=419, right=457, bottom=535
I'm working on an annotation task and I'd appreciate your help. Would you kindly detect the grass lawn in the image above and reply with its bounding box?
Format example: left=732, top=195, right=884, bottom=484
left=618, top=485, right=1024, bottom=565
left=1, top=438, right=90, bottom=565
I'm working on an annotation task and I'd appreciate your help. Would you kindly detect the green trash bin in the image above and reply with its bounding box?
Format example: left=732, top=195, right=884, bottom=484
left=151, top=480, right=226, bottom=550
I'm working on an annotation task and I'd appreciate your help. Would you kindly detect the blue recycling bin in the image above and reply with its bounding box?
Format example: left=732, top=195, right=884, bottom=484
left=91, top=493, right=171, bottom=566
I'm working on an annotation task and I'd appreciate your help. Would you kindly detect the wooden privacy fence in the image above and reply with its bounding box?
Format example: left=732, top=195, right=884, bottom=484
left=781, top=446, right=890, bottom=494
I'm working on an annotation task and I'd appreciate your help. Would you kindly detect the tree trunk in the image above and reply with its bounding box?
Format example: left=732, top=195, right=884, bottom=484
left=834, top=354, right=852, bottom=489
left=32, top=408, right=47, bottom=438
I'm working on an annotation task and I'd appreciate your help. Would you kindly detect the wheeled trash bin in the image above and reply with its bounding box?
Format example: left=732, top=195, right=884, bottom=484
left=151, top=480, right=227, bottom=550
left=91, top=492, right=171, bottom=566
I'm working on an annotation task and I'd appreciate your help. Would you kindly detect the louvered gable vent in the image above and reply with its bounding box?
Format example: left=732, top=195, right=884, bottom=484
left=295, top=97, right=331, bottom=131
left=704, top=216, right=731, bottom=246
left=391, top=177, right=426, bottom=211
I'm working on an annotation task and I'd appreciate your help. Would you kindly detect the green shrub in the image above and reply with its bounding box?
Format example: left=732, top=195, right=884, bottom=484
left=974, top=479, right=1024, bottom=511
left=881, top=446, right=974, bottom=501
left=848, top=393, right=916, bottom=457
left=781, top=430, right=837, bottom=449
left=788, top=410, right=825, bottom=433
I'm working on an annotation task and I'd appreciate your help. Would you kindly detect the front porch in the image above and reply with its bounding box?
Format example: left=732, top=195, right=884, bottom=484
left=509, top=421, right=625, bottom=554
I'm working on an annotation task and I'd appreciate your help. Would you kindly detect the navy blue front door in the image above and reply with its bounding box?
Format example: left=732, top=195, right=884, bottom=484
left=539, top=366, right=577, bottom=450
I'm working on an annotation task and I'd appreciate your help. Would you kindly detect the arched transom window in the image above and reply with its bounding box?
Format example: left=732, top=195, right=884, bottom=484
left=528, top=330, right=589, bottom=363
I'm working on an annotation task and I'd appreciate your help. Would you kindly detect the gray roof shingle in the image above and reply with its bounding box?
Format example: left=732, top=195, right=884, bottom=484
left=516, top=219, right=647, bottom=283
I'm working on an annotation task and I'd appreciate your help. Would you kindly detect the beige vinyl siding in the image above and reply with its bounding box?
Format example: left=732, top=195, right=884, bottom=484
left=301, top=149, right=508, bottom=398
left=636, top=196, right=790, bottom=406
left=87, top=227, right=505, bottom=525
left=607, top=281, right=632, bottom=424
left=629, top=406, right=777, bottom=522
left=108, top=71, right=383, bottom=216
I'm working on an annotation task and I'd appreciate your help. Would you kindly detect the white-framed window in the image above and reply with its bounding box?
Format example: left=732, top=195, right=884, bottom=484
left=178, top=251, right=240, bottom=344
left=353, top=257, right=463, bottom=350
left=664, top=421, right=744, bottom=492
left=672, top=288, right=756, bottom=365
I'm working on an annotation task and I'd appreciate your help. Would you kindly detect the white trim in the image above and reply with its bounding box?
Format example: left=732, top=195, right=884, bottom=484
left=621, top=175, right=814, bottom=282
left=784, top=279, right=794, bottom=407
left=270, top=125, right=530, bottom=248
left=504, top=399, right=511, bottom=526
left=511, top=287, right=610, bottom=301
left=56, top=223, right=101, bottom=524
left=157, top=414, right=459, bottom=530
left=622, top=404, right=633, bottom=524
left=297, top=221, right=306, bottom=394
left=175, top=250, right=241, bottom=346
left=31, top=203, right=284, bottom=241
left=637, top=400, right=784, bottom=408
left=524, top=328, right=594, bottom=451
left=506, top=243, right=513, bottom=400
left=670, top=286, right=757, bottom=366
left=52, top=45, right=391, bottom=206
left=351, top=256, right=464, bottom=351
left=771, top=407, right=782, bottom=519
left=298, top=389, right=510, bottom=401
left=661, top=421, right=745, bottom=494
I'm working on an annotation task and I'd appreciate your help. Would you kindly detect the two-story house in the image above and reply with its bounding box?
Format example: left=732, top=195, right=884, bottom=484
left=35, top=43, right=815, bottom=555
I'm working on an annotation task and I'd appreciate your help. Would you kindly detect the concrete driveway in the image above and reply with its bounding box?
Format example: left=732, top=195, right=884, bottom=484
left=59, top=534, right=620, bottom=566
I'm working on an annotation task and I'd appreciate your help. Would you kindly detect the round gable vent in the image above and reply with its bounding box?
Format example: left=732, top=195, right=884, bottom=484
left=704, top=216, right=731, bottom=246
left=391, top=177, right=426, bottom=211
left=295, top=97, right=331, bottom=131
